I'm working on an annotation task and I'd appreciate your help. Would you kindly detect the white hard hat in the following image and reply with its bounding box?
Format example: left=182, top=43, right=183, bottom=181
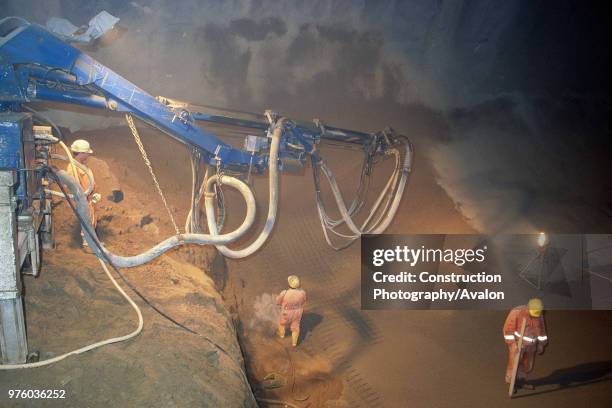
left=288, top=275, right=300, bottom=289
left=70, top=139, right=93, bottom=154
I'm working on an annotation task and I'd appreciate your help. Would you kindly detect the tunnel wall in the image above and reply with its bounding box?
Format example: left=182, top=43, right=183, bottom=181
left=2, top=0, right=610, bottom=232
left=4, top=1, right=609, bottom=119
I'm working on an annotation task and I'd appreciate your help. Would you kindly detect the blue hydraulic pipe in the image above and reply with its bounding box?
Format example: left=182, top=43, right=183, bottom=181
left=28, top=84, right=108, bottom=110
left=0, top=16, right=377, bottom=171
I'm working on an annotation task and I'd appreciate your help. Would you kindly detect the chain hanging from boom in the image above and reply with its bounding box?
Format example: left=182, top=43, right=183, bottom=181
left=125, top=113, right=180, bottom=235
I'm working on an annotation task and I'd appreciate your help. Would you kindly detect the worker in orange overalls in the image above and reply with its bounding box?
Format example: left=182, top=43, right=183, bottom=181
left=66, top=139, right=101, bottom=248
left=503, top=298, right=548, bottom=388
left=276, top=275, right=307, bottom=347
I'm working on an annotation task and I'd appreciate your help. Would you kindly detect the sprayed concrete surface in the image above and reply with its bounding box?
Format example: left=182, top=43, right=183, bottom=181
left=206, top=122, right=612, bottom=407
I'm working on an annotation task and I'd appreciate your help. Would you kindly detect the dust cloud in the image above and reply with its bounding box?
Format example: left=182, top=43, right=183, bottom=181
left=249, top=293, right=280, bottom=331
left=2, top=1, right=610, bottom=232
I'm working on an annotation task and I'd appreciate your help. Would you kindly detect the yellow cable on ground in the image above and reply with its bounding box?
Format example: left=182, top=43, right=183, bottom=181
left=0, top=259, right=143, bottom=370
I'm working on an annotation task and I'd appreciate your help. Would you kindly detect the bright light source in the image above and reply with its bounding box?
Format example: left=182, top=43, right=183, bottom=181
left=537, top=232, right=547, bottom=247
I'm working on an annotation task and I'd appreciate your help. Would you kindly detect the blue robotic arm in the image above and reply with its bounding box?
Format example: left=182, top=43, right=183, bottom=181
left=0, top=17, right=259, bottom=168
left=0, top=17, right=388, bottom=172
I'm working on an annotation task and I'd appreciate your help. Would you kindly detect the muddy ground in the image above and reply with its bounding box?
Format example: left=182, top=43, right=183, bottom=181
left=0, top=126, right=255, bottom=407
left=1, top=120, right=611, bottom=407
left=215, top=127, right=612, bottom=407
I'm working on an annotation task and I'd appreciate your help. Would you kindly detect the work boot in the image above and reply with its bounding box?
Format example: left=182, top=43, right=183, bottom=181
left=277, top=325, right=285, bottom=339
left=516, top=379, right=535, bottom=390
left=291, top=331, right=299, bottom=347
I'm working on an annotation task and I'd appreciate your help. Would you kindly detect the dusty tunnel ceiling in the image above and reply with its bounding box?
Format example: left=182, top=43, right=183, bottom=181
left=3, top=0, right=610, bottom=114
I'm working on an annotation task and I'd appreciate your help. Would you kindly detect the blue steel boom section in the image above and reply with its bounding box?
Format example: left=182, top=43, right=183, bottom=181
left=0, top=17, right=378, bottom=171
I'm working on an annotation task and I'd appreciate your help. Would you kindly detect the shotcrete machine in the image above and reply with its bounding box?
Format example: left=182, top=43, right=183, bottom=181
left=0, top=17, right=412, bottom=365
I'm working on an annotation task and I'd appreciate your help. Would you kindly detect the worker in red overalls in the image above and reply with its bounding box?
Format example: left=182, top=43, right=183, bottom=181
left=276, top=275, right=307, bottom=347
left=503, top=298, right=548, bottom=387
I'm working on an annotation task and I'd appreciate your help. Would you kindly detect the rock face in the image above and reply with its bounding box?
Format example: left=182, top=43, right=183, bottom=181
left=0, top=132, right=257, bottom=407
